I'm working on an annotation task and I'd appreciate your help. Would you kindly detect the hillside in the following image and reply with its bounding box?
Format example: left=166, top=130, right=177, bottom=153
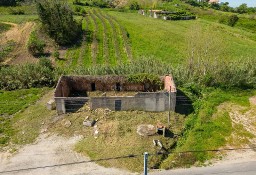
left=1, top=4, right=256, bottom=67
left=1, top=0, right=256, bottom=173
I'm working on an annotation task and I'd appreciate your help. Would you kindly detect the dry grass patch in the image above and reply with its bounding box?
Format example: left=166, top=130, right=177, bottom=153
left=49, top=105, right=185, bottom=172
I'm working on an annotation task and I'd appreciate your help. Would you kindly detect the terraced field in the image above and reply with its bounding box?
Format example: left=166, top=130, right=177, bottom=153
left=57, top=9, right=132, bottom=69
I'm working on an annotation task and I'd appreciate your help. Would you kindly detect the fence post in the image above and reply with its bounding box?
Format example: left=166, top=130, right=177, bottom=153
left=144, top=152, right=148, bottom=175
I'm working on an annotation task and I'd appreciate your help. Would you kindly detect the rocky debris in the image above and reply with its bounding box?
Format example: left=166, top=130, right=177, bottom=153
left=46, top=99, right=56, bottom=110
left=95, top=108, right=112, bottom=115
left=94, top=125, right=99, bottom=138
left=83, top=116, right=97, bottom=127
left=153, top=139, right=163, bottom=148
left=137, top=124, right=156, bottom=136
left=249, top=96, right=256, bottom=106
left=61, top=119, right=72, bottom=128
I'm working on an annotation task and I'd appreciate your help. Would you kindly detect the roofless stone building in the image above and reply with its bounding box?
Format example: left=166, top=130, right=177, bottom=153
left=54, top=75, right=176, bottom=114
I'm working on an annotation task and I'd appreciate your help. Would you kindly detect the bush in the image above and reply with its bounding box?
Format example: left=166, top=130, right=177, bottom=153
left=0, top=58, right=55, bottom=90
left=227, top=15, right=239, bottom=27
left=129, top=1, right=140, bottom=10
left=37, top=0, right=82, bottom=45
left=27, top=31, right=46, bottom=56
left=53, top=50, right=60, bottom=59
left=74, top=6, right=81, bottom=12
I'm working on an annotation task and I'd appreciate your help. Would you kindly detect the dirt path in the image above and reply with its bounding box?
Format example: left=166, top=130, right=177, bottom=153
left=0, top=22, right=37, bottom=65
left=0, top=134, right=134, bottom=175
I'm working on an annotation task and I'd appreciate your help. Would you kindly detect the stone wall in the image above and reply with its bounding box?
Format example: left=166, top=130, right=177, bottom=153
left=54, top=75, right=148, bottom=97
left=55, top=97, right=89, bottom=114
left=54, top=75, right=177, bottom=114
left=90, top=92, right=176, bottom=112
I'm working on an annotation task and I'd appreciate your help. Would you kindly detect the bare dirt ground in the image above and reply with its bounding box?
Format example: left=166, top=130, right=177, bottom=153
left=0, top=22, right=37, bottom=65
left=0, top=134, right=135, bottom=175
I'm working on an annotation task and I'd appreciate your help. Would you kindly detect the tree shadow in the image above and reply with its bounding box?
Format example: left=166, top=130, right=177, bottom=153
left=175, top=89, right=194, bottom=115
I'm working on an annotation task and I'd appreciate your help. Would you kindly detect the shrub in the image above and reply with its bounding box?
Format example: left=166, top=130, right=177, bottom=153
left=74, top=6, right=81, bottom=12
left=27, top=31, right=46, bottom=56
left=129, top=1, right=140, bottom=10
left=0, top=58, right=55, bottom=90
left=227, top=15, right=239, bottom=27
left=53, top=50, right=60, bottom=59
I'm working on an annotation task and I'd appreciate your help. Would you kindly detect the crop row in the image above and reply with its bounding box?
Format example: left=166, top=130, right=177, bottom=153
left=98, top=10, right=120, bottom=64
left=93, top=10, right=109, bottom=65
left=110, top=15, right=133, bottom=61
left=60, top=9, right=133, bottom=69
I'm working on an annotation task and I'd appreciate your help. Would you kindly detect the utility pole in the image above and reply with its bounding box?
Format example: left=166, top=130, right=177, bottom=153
left=168, top=86, right=171, bottom=127
left=144, top=152, right=148, bottom=175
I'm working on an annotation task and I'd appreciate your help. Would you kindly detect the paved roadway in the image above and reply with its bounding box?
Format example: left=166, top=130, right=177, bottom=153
left=149, top=161, right=256, bottom=175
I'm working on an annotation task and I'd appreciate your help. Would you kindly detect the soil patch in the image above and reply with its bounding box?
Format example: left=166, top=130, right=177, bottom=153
left=0, top=134, right=134, bottom=175
left=0, top=22, right=37, bottom=65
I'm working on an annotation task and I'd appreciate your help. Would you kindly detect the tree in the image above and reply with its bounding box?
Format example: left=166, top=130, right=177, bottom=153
left=237, top=3, right=248, bottom=14
left=0, top=0, right=16, bottom=6
left=220, top=2, right=230, bottom=12
left=37, top=0, right=82, bottom=45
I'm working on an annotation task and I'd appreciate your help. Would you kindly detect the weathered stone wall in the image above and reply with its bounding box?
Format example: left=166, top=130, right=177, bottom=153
left=54, top=75, right=177, bottom=114
left=55, top=76, right=71, bottom=97
left=54, top=75, right=147, bottom=97
left=55, top=97, right=89, bottom=114
left=90, top=92, right=176, bottom=112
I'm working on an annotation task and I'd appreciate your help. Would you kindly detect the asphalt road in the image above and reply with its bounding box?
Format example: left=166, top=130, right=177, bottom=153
left=149, top=161, right=256, bottom=175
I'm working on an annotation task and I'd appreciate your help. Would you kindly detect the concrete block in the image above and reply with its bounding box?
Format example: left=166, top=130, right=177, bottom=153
left=47, top=99, right=56, bottom=110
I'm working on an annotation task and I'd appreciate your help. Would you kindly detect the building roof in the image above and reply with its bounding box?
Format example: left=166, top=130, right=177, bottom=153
left=209, top=0, right=219, bottom=3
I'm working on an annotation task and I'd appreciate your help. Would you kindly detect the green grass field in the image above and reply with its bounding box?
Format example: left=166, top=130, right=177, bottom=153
left=0, top=88, right=50, bottom=146
left=54, top=7, right=256, bottom=69
left=107, top=10, right=256, bottom=64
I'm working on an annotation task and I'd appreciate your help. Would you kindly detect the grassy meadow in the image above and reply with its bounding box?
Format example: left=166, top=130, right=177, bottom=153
left=55, top=7, right=256, bottom=68
left=0, top=88, right=51, bottom=146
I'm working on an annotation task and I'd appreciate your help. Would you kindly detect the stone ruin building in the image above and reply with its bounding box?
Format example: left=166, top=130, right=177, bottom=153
left=54, top=75, right=176, bottom=114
